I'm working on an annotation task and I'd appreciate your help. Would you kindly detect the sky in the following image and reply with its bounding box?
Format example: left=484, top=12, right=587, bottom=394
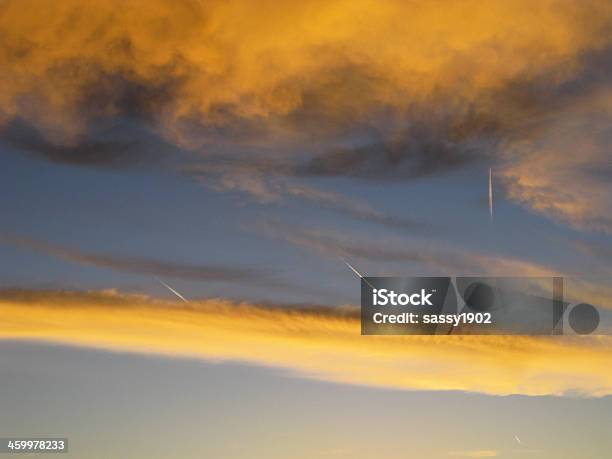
left=0, top=0, right=611, bottom=458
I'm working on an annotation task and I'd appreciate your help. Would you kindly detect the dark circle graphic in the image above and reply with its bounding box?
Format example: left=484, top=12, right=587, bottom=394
left=464, top=282, right=495, bottom=311
left=569, top=303, right=599, bottom=335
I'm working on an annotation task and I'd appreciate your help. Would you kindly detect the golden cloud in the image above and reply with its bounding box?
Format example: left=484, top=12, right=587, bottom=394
left=1, top=290, right=611, bottom=397
left=1, top=0, right=611, bottom=230
left=499, top=89, right=612, bottom=232
left=0, top=0, right=609, bottom=144
left=447, top=451, right=498, bottom=458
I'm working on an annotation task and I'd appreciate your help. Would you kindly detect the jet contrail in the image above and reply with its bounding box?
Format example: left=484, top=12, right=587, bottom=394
left=344, top=259, right=364, bottom=278
left=514, top=435, right=522, bottom=445
left=155, top=277, right=188, bottom=302
left=342, top=259, right=374, bottom=289
left=489, top=167, right=494, bottom=223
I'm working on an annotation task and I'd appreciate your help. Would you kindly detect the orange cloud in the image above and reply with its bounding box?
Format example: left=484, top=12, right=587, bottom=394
left=0, top=0, right=609, bottom=145
left=1, top=0, right=611, bottom=230
left=447, top=451, right=498, bottom=458
left=1, top=290, right=611, bottom=397
left=500, top=90, right=612, bottom=232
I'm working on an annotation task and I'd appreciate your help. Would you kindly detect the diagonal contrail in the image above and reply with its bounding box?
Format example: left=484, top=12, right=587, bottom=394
left=342, top=259, right=374, bottom=289
left=344, top=259, right=363, bottom=278
left=514, top=435, right=522, bottom=445
left=155, top=277, right=188, bottom=302
left=489, top=167, right=494, bottom=223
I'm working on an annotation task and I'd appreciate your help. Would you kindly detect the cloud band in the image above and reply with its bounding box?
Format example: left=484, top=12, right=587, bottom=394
left=1, top=290, right=611, bottom=397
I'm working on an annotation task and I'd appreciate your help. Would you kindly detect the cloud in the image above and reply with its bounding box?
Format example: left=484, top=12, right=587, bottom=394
left=572, top=239, right=612, bottom=270
left=258, top=222, right=612, bottom=310
left=0, top=0, right=610, bottom=230
left=499, top=87, right=612, bottom=232
left=1, top=289, right=611, bottom=397
left=282, top=183, right=432, bottom=232
left=191, top=160, right=433, bottom=231
left=294, top=113, right=495, bottom=180
left=257, top=220, right=557, bottom=276
left=1, top=1, right=609, bottom=145
left=447, top=451, right=498, bottom=458
left=2, top=119, right=141, bottom=167
left=0, top=233, right=270, bottom=283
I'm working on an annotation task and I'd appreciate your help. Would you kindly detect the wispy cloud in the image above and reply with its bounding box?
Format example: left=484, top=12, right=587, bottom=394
left=256, top=220, right=557, bottom=276
left=447, top=451, right=498, bottom=458
left=500, top=87, right=612, bottom=232
left=1, top=290, right=611, bottom=397
left=282, top=183, right=432, bottom=232
left=192, top=162, right=434, bottom=231
left=0, top=233, right=268, bottom=283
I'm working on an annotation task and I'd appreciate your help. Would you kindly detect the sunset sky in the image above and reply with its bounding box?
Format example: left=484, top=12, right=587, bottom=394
left=0, top=1, right=611, bottom=458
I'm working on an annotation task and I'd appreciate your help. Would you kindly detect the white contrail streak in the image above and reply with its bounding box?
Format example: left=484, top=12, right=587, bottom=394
left=155, top=277, right=188, bottom=302
left=514, top=435, right=522, bottom=445
left=344, top=259, right=364, bottom=278
left=342, top=259, right=374, bottom=289
left=489, top=167, right=494, bottom=223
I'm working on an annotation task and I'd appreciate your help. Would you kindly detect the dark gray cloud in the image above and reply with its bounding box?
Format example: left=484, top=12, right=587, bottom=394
left=0, top=233, right=269, bottom=283
left=296, top=135, right=484, bottom=180
left=2, top=119, right=140, bottom=166
left=256, top=220, right=553, bottom=276
left=572, top=239, right=612, bottom=267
